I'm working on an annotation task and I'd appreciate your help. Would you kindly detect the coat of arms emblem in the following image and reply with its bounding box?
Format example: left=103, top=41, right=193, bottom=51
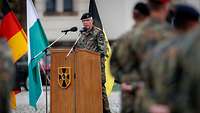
left=58, top=67, right=71, bottom=89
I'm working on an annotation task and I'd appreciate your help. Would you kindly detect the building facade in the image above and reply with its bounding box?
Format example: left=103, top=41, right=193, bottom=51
left=34, top=0, right=140, bottom=42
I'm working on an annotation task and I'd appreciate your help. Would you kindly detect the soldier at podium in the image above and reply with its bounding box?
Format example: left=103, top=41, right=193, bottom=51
left=76, top=13, right=111, bottom=113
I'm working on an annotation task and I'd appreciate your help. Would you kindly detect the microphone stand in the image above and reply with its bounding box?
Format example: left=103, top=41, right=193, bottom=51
left=65, top=32, right=81, bottom=113
left=66, top=33, right=82, bottom=57
left=31, top=31, right=71, bottom=113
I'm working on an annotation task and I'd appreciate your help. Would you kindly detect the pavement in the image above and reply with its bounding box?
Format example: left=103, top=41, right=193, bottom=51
left=11, top=87, right=121, bottom=113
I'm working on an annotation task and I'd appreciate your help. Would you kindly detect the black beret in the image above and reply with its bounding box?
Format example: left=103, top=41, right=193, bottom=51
left=174, top=4, right=200, bottom=28
left=175, top=4, right=199, bottom=21
left=134, top=2, right=150, bottom=16
left=174, top=5, right=199, bottom=22
left=80, top=13, right=92, bottom=20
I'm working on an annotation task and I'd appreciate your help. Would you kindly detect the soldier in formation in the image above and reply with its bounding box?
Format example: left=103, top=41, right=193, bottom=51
left=110, top=2, right=150, bottom=113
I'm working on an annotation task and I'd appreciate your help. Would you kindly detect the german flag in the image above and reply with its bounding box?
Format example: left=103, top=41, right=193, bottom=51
left=0, top=0, right=27, bottom=62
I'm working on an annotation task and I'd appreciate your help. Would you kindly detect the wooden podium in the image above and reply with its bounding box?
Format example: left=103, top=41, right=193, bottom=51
left=50, top=48, right=103, bottom=113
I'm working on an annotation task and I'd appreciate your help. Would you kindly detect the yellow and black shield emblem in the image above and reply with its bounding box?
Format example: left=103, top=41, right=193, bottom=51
left=58, top=67, right=71, bottom=89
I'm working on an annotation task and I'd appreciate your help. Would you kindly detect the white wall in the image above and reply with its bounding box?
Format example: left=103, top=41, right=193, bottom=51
left=96, top=0, right=138, bottom=40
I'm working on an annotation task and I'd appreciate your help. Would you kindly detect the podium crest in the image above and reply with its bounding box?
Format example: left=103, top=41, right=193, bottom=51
left=58, top=67, right=71, bottom=89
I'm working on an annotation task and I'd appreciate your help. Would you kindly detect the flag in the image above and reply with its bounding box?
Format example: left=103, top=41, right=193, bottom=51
left=0, top=0, right=28, bottom=62
left=27, top=0, right=48, bottom=108
left=10, top=92, right=16, bottom=109
left=0, top=0, right=28, bottom=109
left=89, top=0, right=114, bottom=95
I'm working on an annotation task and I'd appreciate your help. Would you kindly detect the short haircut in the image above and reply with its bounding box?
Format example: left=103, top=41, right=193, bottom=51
left=148, top=0, right=169, bottom=10
left=133, top=2, right=150, bottom=16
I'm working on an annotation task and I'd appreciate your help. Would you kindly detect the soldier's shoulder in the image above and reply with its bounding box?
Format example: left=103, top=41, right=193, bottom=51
left=134, top=19, right=153, bottom=37
left=118, top=29, right=135, bottom=40
left=179, top=27, right=200, bottom=54
left=93, top=26, right=103, bottom=32
left=152, top=38, right=178, bottom=57
left=144, top=19, right=169, bottom=32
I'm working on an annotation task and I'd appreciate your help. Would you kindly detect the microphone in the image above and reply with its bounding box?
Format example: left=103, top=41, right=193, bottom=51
left=61, top=27, right=78, bottom=33
left=79, top=27, right=87, bottom=33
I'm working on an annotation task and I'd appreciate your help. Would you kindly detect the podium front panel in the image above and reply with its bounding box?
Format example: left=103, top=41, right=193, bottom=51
left=51, top=49, right=75, bottom=113
left=75, top=49, right=103, bottom=113
left=50, top=49, right=103, bottom=113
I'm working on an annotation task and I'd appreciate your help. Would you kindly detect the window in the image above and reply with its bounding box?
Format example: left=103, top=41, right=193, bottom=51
left=64, top=0, right=73, bottom=12
left=45, top=0, right=76, bottom=16
left=46, top=0, right=56, bottom=12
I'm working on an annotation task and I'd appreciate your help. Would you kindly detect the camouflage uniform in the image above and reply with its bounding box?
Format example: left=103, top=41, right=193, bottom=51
left=76, top=26, right=110, bottom=113
left=142, top=25, right=200, bottom=113
left=140, top=33, right=182, bottom=112
left=132, top=18, right=174, bottom=113
left=177, top=26, right=200, bottom=113
left=0, top=38, right=15, bottom=113
left=111, top=26, right=140, bottom=113
left=111, top=27, right=138, bottom=83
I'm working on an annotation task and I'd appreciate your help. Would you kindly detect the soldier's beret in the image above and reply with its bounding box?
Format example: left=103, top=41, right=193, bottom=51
left=174, top=4, right=199, bottom=21
left=134, top=2, right=150, bottom=16
left=80, top=13, right=92, bottom=20
left=174, top=4, right=199, bottom=28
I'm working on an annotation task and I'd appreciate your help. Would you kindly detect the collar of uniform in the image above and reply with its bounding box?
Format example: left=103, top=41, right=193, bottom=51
left=149, top=16, right=168, bottom=25
left=88, top=26, right=95, bottom=32
left=83, top=26, right=95, bottom=35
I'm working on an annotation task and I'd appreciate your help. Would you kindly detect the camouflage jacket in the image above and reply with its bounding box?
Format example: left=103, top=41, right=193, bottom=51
left=127, top=18, right=173, bottom=113
left=172, top=26, right=200, bottom=113
left=76, top=26, right=107, bottom=83
left=139, top=33, right=183, bottom=112
left=110, top=26, right=143, bottom=113
left=0, top=38, right=15, bottom=113
left=110, top=26, right=140, bottom=84
left=131, top=18, right=173, bottom=61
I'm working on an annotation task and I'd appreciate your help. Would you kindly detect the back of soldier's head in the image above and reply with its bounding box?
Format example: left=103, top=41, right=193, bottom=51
left=173, top=4, right=200, bottom=30
left=133, top=2, right=150, bottom=17
left=133, top=2, right=150, bottom=23
left=148, top=0, right=170, bottom=10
